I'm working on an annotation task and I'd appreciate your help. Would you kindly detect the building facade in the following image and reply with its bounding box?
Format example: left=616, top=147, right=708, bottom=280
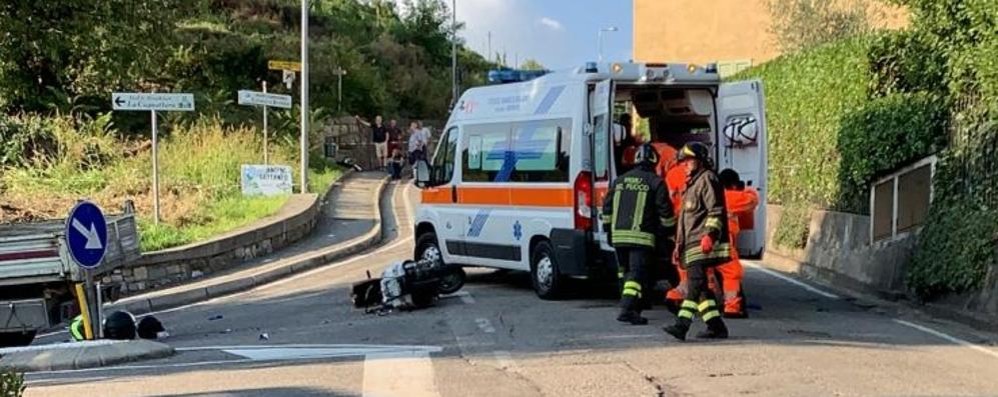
left=633, top=0, right=907, bottom=77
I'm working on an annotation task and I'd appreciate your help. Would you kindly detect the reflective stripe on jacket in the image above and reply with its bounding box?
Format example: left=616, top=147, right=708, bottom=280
left=677, top=168, right=731, bottom=267
left=601, top=166, right=675, bottom=248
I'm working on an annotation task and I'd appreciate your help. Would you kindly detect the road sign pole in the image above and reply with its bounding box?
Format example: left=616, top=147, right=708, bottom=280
left=300, top=0, right=310, bottom=194
left=263, top=81, right=269, bottom=165
left=151, top=110, right=160, bottom=224
left=84, top=272, right=98, bottom=339
left=95, top=279, right=104, bottom=339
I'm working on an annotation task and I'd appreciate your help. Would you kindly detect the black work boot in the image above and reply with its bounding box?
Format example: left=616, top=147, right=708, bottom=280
left=663, top=318, right=691, bottom=341
left=697, top=317, right=729, bottom=339
left=617, top=309, right=649, bottom=325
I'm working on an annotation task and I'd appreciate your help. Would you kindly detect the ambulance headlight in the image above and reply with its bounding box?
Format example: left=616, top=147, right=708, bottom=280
left=688, top=64, right=699, bottom=74
left=612, top=63, right=624, bottom=74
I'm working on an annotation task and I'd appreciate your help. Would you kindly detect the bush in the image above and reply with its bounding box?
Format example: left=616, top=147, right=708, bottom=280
left=734, top=36, right=872, bottom=209
left=867, top=30, right=946, bottom=97
left=0, top=114, right=57, bottom=168
left=908, top=104, right=998, bottom=298
left=0, top=369, right=25, bottom=397
left=836, top=92, right=947, bottom=211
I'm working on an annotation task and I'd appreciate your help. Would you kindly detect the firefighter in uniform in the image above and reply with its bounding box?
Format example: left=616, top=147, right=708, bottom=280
left=664, top=142, right=731, bottom=340
left=602, top=143, right=676, bottom=325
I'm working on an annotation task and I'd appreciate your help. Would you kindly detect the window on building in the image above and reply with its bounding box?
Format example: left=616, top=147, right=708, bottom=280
left=717, top=59, right=753, bottom=79
left=870, top=156, right=936, bottom=243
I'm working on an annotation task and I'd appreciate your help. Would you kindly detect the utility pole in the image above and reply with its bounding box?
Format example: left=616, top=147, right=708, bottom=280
left=451, top=0, right=458, bottom=106
left=487, top=31, right=492, bottom=65
left=334, top=67, right=347, bottom=114
left=300, top=0, right=309, bottom=194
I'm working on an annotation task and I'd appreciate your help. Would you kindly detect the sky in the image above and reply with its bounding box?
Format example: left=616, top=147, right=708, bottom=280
left=447, top=0, right=634, bottom=70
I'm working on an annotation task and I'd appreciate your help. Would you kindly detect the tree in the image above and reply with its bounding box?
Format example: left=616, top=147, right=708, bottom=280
left=520, top=59, right=545, bottom=71
left=768, top=0, right=875, bottom=53
left=0, top=0, right=189, bottom=114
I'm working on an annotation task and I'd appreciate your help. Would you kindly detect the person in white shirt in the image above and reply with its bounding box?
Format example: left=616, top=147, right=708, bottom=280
left=408, top=121, right=428, bottom=165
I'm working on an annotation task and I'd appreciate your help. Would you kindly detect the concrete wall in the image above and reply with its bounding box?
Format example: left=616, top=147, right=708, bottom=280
left=633, top=0, right=908, bottom=65
left=764, top=204, right=916, bottom=299
left=101, top=193, right=320, bottom=294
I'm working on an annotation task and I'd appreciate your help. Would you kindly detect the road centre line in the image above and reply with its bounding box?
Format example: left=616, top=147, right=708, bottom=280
left=893, top=319, right=998, bottom=360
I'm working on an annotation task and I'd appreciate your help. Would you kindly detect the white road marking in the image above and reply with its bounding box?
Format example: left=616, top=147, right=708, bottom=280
left=893, top=319, right=998, bottom=360
left=493, top=351, right=517, bottom=371
left=743, top=261, right=840, bottom=299
left=363, top=350, right=440, bottom=397
left=442, top=291, right=476, bottom=304
left=475, top=318, right=496, bottom=334
left=25, top=358, right=253, bottom=377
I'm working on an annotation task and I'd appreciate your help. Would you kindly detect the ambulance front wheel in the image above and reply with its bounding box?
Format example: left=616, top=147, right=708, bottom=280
left=416, top=232, right=443, bottom=265
left=531, top=240, right=564, bottom=300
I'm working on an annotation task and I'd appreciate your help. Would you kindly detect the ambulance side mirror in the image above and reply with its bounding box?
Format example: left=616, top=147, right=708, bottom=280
left=415, top=160, right=431, bottom=188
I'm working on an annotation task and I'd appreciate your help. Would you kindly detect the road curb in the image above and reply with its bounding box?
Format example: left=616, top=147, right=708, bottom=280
left=112, top=175, right=390, bottom=316
left=0, top=340, right=174, bottom=372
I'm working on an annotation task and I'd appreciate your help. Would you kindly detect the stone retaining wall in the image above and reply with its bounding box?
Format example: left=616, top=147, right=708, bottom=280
left=764, top=204, right=916, bottom=299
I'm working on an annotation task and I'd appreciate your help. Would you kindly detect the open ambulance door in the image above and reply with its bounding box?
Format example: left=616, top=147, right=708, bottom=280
left=716, top=80, right=768, bottom=258
left=590, top=79, right=614, bottom=252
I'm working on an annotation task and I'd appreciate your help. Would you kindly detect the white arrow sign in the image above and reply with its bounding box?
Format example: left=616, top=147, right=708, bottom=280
left=71, top=219, right=104, bottom=250
left=112, top=93, right=195, bottom=111
left=238, top=90, right=293, bottom=109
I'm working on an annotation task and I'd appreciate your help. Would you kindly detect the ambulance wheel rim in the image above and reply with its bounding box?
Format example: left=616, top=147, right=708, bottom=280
left=536, top=256, right=554, bottom=289
left=422, top=245, right=441, bottom=264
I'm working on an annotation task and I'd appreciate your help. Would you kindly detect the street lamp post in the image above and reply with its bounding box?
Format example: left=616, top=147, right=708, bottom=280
left=300, top=0, right=309, bottom=194
left=598, top=26, right=619, bottom=62
left=333, top=67, right=347, bottom=114
left=451, top=0, right=458, bottom=106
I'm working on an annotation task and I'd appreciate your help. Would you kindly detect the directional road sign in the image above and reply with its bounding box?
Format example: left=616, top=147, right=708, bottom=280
left=112, top=93, right=195, bottom=111
left=238, top=90, right=293, bottom=109
left=65, top=201, right=108, bottom=269
left=268, top=60, right=301, bottom=71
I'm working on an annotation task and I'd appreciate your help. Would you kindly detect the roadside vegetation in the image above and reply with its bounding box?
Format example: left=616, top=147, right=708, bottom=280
left=740, top=0, right=998, bottom=300
left=0, top=0, right=486, bottom=251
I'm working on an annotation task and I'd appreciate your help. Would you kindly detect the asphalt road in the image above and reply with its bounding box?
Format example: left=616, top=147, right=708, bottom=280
left=24, top=181, right=998, bottom=397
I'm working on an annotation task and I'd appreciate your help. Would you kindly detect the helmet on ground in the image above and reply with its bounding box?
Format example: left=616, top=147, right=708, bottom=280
left=137, top=316, right=165, bottom=339
left=678, top=142, right=711, bottom=165
left=633, top=143, right=659, bottom=167
left=103, top=310, right=136, bottom=340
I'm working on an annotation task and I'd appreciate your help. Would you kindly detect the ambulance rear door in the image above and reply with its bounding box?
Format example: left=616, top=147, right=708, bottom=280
left=716, top=79, right=768, bottom=257
left=590, top=79, right=614, bottom=252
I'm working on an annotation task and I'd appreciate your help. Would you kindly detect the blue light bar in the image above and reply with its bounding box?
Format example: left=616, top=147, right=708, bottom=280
left=487, top=68, right=550, bottom=85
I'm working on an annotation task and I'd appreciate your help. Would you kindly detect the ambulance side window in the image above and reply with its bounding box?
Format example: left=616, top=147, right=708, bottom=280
left=432, top=127, right=458, bottom=184
left=462, top=122, right=511, bottom=182
left=509, top=118, right=572, bottom=182
left=593, top=114, right=609, bottom=181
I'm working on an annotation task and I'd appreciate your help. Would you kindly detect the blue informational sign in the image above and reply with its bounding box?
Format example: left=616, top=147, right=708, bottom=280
left=65, top=201, right=108, bottom=270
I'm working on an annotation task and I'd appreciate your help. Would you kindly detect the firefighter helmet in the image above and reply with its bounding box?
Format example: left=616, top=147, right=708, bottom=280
left=678, top=142, right=711, bottom=165
left=633, top=143, right=659, bottom=167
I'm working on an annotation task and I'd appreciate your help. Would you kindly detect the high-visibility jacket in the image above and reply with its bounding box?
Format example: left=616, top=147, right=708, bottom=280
left=70, top=315, right=85, bottom=341
left=602, top=166, right=676, bottom=248
left=677, top=169, right=731, bottom=267
left=724, top=188, right=760, bottom=241
left=665, top=164, right=687, bottom=213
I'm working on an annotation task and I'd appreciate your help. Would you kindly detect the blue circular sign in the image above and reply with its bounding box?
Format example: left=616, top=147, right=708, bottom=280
left=65, top=201, right=108, bottom=269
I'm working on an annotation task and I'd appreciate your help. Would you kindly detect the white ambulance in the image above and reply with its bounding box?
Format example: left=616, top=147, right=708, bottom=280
left=413, top=62, right=768, bottom=299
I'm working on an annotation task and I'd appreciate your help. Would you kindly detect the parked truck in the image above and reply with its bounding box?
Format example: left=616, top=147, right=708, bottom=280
left=0, top=204, right=140, bottom=346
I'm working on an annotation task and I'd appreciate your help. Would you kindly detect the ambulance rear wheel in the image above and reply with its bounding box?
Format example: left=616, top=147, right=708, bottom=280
left=531, top=240, right=564, bottom=300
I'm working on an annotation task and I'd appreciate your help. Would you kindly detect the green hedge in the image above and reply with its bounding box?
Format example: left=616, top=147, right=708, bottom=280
left=734, top=37, right=872, bottom=210
left=0, top=369, right=25, bottom=397
left=836, top=92, right=947, bottom=211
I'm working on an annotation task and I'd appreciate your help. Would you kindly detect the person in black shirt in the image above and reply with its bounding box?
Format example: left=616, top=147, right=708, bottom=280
left=356, top=115, right=388, bottom=168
